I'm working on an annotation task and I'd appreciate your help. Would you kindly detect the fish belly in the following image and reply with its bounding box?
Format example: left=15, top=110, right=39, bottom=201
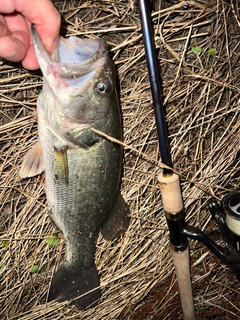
left=38, top=113, right=122, bottom=308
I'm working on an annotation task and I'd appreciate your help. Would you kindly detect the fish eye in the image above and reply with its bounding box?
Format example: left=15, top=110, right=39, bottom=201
left=96, top=82, right=107, bottom=96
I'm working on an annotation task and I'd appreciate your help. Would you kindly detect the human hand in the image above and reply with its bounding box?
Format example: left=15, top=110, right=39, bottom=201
left=0, top=0, right=61, bottom=70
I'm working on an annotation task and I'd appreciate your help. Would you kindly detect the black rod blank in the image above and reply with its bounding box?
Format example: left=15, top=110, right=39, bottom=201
left=137, top=0, right=172, bottom=170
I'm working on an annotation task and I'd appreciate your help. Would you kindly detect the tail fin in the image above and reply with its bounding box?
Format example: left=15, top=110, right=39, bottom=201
left=48, top=263, right=101, bottom=309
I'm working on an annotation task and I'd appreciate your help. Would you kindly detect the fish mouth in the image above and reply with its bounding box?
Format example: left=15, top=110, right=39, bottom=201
left=31, top=24, right=107, bottom=84
left=32, top=25, right=110, bottom=141
left=55, top=37, right=107, bottom=79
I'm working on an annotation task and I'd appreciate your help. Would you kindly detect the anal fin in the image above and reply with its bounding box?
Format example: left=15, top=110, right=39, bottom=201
left=101, top=193, right=130, bottom=241
left=19, top=142, right=44, bottom=178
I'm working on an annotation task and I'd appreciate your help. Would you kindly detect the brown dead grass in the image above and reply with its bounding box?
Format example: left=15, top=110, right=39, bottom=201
left=1, top=1, right=240, bottom=319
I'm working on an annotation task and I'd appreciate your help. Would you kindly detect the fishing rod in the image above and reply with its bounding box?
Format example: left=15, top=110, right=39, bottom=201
left=137, top=1, right=195, bottom=318
left=137, top=0, right=240, bottom=319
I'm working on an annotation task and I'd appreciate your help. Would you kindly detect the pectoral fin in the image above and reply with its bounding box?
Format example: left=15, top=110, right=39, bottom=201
left=101, top=193, right=130, bottom=241
left=19, top=142, right=44, bottom=178
left=54, top=147, right=69, bottom=185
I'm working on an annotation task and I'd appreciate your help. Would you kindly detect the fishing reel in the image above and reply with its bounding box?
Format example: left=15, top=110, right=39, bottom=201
left=208, top=188, right=240, bottom=279
left=164, top=184, right=240, bottom=280
left=161, top=180, right=240, bottom=280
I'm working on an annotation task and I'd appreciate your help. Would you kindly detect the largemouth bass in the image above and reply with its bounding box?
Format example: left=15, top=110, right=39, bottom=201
left=20, top=25, right=130, bottom=309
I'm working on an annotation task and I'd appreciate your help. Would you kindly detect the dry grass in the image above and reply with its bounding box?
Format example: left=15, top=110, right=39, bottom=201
left=1, top=0, right=240, bottom=319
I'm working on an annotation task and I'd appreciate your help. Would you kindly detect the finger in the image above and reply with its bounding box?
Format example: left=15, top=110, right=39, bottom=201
left=0, top=0, right=61, bottom=54
left=5, top=13, right=30, bottom=47
left=0, top=1, right=16, bottom=13
left=0, top=35, right=27, bottom=62
left=22, top=45, right=39, bottom=70
left=0, top=13, right=38, bottom=68
left=15, top=0, right=61, bottom=54
left=0, top=13, right=29, bottom=63
left=0, top=18, right=10, bottom=37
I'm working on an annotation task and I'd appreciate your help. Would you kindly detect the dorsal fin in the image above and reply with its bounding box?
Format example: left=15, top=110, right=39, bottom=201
left=19, top=142, right=44, bottom=178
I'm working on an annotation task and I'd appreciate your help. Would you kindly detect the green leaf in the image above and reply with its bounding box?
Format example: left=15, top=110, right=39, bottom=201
left=31, top=265, right=39, bottom=273
left=192, top=46, right=202, bottom=55
left=193, top=251, right=201, bottom=259
left=2, top=240, right=9, bottom=247
left=45, top=233, right=61, bottom=247
left=208, top=48, right=217, bottom=55
left=0, top=264, right=6, bottom=275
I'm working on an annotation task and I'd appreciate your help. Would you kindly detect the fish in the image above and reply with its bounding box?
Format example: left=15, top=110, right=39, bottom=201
left=20, top=25, right=130, bottom=309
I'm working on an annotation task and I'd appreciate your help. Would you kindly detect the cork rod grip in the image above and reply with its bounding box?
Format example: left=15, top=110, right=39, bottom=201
left=172, top=247, right=196, bottom=320
left=158, top=172, right=183, bottom=213
left=158, top=172, right=196, bottom=320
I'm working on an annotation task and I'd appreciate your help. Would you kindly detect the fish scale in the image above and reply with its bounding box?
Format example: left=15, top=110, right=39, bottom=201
left=20, top=25, right=130, bottom=309
left=38, top=114, right=122, bottom=267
